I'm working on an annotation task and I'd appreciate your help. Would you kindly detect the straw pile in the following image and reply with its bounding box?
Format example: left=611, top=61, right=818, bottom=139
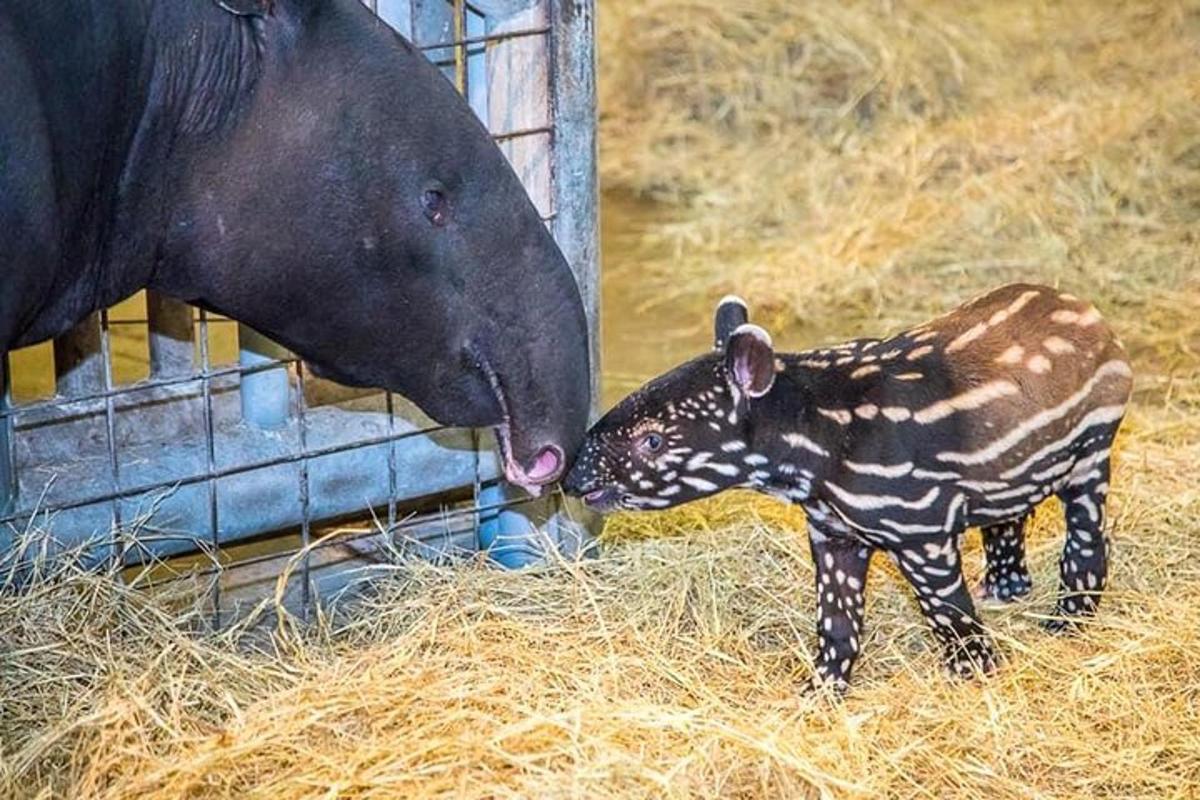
left=3, top=0, right=1200, bottom=797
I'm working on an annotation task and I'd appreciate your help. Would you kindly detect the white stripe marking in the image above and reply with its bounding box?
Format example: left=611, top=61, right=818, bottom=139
left=944, top=493, right=966, bottom=532
left=818, top=408, right=853, bottom=425
left=844, top=460, right=914, bottom=478
left=879, top=518, right=945, bottom=534
left=1075, top=494, right=1100, bottom=522
left=680, top=476, right=719, bottom=492
left=783, top=432, right=830, bottom=457
left=913, top=380, right=1019, bottom=424
left=999, top=405, right=1126, bottom=480
left=882, top=406, right=913, bottom=422
left=936, top=361, right=1131, bottom=467
left=823, top=482, right=941, bottom=511
left=914, top=468, right=962, bottom=481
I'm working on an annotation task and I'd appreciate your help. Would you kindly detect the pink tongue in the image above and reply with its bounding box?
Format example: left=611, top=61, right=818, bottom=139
left=525, top=447, right=562, bottom=482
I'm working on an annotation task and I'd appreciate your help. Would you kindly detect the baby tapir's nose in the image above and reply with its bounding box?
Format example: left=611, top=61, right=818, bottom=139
left=561, top=458, right=593, bottom=497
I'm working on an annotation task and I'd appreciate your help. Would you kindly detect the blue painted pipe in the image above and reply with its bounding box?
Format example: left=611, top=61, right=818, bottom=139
left=238, top=324, right=290, bottom=430
left=477, top=481, right=549, bottom=568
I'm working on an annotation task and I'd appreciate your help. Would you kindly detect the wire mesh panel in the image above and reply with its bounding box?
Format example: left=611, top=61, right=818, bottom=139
left=0, top=0, right=598, bottom=596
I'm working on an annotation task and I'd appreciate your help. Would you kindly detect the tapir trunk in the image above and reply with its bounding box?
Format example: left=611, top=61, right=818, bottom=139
left=475, top=244, right=592, bottom=492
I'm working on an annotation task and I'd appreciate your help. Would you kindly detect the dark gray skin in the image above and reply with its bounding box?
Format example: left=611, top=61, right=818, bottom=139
left=0, top=0, right=589, bottom=490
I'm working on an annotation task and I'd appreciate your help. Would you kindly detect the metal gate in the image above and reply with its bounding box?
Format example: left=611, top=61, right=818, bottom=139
left=0, top=0, right=599, bottom=591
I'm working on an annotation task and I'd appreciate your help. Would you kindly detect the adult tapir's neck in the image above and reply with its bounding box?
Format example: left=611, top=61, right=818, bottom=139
left=6, top=0, right=273, bottom=345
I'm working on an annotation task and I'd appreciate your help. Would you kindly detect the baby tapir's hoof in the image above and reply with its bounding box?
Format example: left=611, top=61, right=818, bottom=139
left=800, top=672, right=851, bottom=699
left=1041, top=592, right=1103, bottom=634
left=943, top=636, right=1000, bottom=680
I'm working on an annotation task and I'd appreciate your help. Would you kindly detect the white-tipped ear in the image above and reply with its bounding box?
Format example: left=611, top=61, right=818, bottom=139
left=713, top=295, right=749, bottom=350
left=724, top=323, right=775, bottom=398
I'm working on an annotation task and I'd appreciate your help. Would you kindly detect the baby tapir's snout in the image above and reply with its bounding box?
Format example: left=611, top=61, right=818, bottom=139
left=564, top=295, right=777, bottom=512
left=566, top=284, right=1132, bottom=691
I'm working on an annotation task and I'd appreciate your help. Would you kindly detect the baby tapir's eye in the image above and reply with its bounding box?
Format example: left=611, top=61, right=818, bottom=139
left=637, top=432, right=665, bottom=456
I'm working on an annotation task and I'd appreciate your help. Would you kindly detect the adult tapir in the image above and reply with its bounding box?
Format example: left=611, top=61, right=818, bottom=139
left=0, top=0, right=590, bottom=492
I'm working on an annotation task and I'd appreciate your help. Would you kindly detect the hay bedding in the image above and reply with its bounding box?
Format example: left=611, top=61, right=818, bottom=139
left=4, top=0, right=1200, bottom=797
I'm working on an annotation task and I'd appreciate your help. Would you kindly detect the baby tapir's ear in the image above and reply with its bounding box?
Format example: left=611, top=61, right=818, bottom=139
left=713, top=295, right=749, bottom=350
left=724, top=324, right=775, bottom=398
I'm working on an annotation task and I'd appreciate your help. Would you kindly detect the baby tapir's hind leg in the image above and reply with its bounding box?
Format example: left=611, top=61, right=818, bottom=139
left=977, top=515, right=1033, bottom=603
left=807, top=524, right=874, bottom=692
left=1047, top=458, right=1113, bottom=632
left=893, top=535, right=998, bottom=678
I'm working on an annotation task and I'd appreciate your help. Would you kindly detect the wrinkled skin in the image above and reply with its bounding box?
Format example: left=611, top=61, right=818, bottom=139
left=0, top=0, right=589, bottom=490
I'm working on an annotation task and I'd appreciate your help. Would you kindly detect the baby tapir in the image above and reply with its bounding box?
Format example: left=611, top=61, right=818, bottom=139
left=564, top=283, right=1132, bottom=689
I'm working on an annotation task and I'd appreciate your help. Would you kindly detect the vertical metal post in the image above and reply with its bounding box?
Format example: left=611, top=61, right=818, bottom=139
left=295, top=361, right=313, bottom=620
left=146, top=293, right=195, bottom=377
left=237, top=324, right=290, bottom=430
left=550, top=0, right=602, bottom=547
left=0, top=355, right=15, bottom=517
left=53, top=312, right=105, bottom=397
left=198, top=310, right=222, bottom=625
left=550, top=0, right=601, bottom=410
left=385, top=391, right=398, bottom=532
left=97, top=310, right=123, bottom=552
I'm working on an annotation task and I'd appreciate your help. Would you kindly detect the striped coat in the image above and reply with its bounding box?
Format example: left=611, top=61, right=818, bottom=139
left=564, top=283, right=1132, bottom=690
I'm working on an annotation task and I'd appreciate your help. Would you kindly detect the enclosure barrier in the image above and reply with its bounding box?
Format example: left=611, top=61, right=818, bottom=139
left=0, top=0, right=599, bottom=607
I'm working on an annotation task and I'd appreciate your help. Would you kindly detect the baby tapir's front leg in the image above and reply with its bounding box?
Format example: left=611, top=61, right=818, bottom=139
left=892, top=535, right=998, bottom=677
left=807, top=523, right=874, bottom=692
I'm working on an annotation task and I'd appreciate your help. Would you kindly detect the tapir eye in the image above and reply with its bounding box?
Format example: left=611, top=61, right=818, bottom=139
left=637, top=432, right=665, bottom=455
left=421, top=188, right=449, bottom=226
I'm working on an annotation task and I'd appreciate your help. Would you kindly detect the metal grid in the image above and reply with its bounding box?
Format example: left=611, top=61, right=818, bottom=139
left=0, top=0, right=599, bottom=615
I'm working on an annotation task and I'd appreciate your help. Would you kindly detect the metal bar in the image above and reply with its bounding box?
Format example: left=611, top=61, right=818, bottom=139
left=418, top=25, right=548, bottom=53
left=549, top=0, right=602, bottom=547
left=295, top=361, right=312, bottom=620
left=491, top=124, right=554, bottom=143
left=53, top=312, right=105, bottom=397
left=385, top=391, right=398, bottom=531
left=146, top=293, right=195, bottom=378
left=0, top=420, right=449, bottom=526
left=155, top=492, right=541, bottom=581
left=198, top=309, right=222, bottom=624
left=0, top=356, right=301, bottom=422
left=453, top=0, right=466, bottom=93
left=549, top=0, right=600, bottom=413
left=97, top=310, right=123, bottom=540
left=0, top=354, right=15, bottom=516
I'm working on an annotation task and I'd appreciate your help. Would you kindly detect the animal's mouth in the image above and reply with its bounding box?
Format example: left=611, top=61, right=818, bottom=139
left=580, top=486, right=623, bottom=512
left=493, top=422, right=563, bottom=498
left=471, top=347, right=564, bottom=497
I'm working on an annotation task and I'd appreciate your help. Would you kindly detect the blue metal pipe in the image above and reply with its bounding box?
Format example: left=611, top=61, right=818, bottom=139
left=477, top=481, right=551, bottom=568
left=238, top=324, right=290, bottom=430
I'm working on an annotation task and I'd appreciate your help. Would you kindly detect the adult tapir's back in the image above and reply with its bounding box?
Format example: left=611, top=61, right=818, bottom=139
left=0, top=0, right=592, bottom=490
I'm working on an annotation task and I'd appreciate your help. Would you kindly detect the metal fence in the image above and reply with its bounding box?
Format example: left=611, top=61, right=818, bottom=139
left=0, top=0, right=599, bottom=601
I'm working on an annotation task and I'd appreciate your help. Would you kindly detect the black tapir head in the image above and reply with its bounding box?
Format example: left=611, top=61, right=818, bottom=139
left=157, top=0, right=590, bottom=491
left=563, top=296, right=777, bottom=511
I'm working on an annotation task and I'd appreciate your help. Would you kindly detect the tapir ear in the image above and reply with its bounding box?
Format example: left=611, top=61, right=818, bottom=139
left=724, top=324, right=776, bottom=398
left=214, top=0, right=272, bottom=16
left=713, top=295, right=749, bottom=350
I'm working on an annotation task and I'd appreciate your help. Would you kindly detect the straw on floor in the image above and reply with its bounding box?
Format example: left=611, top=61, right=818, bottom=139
left=3, top=0, right=1199, bottom=796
